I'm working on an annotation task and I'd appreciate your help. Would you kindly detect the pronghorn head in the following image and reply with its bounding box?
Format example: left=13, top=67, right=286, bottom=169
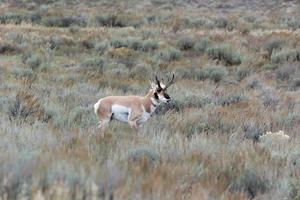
left=150, top=74, right=175, bottom=104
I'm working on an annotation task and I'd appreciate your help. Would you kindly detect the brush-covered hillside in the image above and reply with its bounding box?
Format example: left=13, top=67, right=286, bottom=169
left=0, top=0, right=300, bottom=199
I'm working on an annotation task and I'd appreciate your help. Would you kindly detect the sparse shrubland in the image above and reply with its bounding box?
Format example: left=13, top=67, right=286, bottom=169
left=0, top=0, right=300, bottom=199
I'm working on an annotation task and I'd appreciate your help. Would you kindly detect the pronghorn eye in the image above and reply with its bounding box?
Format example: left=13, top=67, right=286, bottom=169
left=157, top=88, right=162, bottom=93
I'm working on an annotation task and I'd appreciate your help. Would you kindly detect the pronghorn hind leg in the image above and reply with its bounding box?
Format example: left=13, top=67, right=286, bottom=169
left=96, top=113, right=113, bottom=135
left=97, top=118, right=110, bottom=135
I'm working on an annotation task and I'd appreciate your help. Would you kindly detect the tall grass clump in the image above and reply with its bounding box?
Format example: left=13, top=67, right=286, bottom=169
left=206, top=45, right=242, bottom=66
left=271, top=48, right=300, bottom=64
left=263, top=38, right=284, bottom=58
left=0, top=43, right=20, bottom=55
left=8, top=90, right=45, bottom=124
left=157, top=47, right=181, bottom=62
left=129, top=63, right=152, bottom=80
left=22, top=53, right=42, bottom=70
left=127, top=37, right=143, bottom=50
left=42, top=16, right=87, bottom=27
left=177, top=36, right=195, bottom=50
left=194, top=37, right=212, bottom=54
left=128, top=147, right=159, bottom=166
left=236, top=66, right=251, bottom=81
left=275, top=64, right=297, bottom=82
left=214, top=17, right=229, bottom=29
left=230, top=168, right=269, bottom=198
left=80, top=57, right=105, bottom=74
left=95, top=40, right=109, bottom=54
left=0, top=13, right=23, bottom=24
left=110, top=38, right=128, bottom=48
left=196, top=65, right=228, bottom=83
left=141, top=39, right=159, bottom=52
left=12, top=67, right=37, bottom=82
left=94, top=13, right=141, bottom=28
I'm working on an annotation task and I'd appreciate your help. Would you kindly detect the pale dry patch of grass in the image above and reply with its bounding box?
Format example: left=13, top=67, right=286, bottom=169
left=0, top=1, right=300, bottom=199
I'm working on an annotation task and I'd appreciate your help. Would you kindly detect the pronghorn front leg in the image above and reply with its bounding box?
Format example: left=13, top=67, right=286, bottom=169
left=128, top=108, right=142, bottom=131
left=128, top=120, right=138, bottom=131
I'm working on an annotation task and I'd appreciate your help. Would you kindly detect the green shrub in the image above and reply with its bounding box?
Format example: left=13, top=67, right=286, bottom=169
left=95, top=13, right=141, bottom=28
left=289, top=179, right=300, bottom=200
left=46, top=161, right=87, bottom=188
left=194, top=37, right=212, bottom=54
left=291, top=77, right=300, bottom=90
left=263, top=38, right=284, bottom=57
left=127, top=37, right=142, bottom=50
left=49, top=35, right=75, bottom=49
left=95, top=41, right=109, bottom=54
left=12, top=68, right=37, bottom=82
left=271, top=48, right=300, bottom=64
left=0, top=12, right=41, bottom=25
left=0, top=44, right=20, bottom=55
left=4, top=32, right=25, bottom=44
left=172, top=96, right=212, bottom=110
left=0, top=13, right=23, bottom=24
left=230, top=169, right=269, bottom=198
left=174, top=67, right=195, bottom=80
left=42, top=16, right=87, bottom=27
left=0, top=95, right=9, bottom=112
left=215, top=94, right=242, bottom=106
left=80, top=58, right=105, bottom=74
left=128, top=147, right=159, bottom=166
left=206, top=45, right=242, bottom=66
left=105, top=63, right=129, bottom=78
left=110, top=37, right=144, bottom=50
left=157, top=47, right=181, bottom=62
left=25, top=54, right=42, bottom=70
left=81, top=39, right=94, bottom=49
left=214, top=17, right=228, bottom=28
left=244, top=16, right=257, bottom=23
left=110, top=38, right=128, bottom=48
left=141, top=39, right=159, bottom=52
left=261, top=92, right=279, bottom=109
left=243, top=123, right=264, bottom=141
left=247, top=79, right=261, bottom=89
left=95, top=14, right=114, bottom=27
left=275, top=65, right=297, bottom=81
left=69, top=106, right=96, bottom=127
left=177, top=36, right=195, bottom=50
left=8, top=90, right=45, bottom=124
left=184, top=122, right=212, bottom=138
left=129, top=63, right=152, bottom=80
left=236, top=66, right=251, bottom=81
left=196, top=66, right=228, bottom=83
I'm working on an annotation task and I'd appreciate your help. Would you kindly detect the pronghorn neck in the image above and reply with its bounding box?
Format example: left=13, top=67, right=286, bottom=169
left=142, top=89, right=160, bottom=113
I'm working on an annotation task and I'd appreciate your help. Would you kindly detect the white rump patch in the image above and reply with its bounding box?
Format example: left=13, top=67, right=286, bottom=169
left=93, top=99, right=101, bottom=114
left=111, top=104, right=131, bottom=123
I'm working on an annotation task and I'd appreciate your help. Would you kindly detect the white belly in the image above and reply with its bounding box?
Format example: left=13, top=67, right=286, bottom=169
left=111, top=104, right=130, bottom=123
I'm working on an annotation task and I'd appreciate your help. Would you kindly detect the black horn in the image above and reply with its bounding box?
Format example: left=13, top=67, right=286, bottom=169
left=155, top=75, right=162, bottom=89
left=165, top=74, right=175, bottom=89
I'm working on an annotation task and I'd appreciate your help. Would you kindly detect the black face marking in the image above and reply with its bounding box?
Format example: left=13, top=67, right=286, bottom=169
left=164, top=93, right=170, bottom=100
left=154, top=92, right=159, bottom=99
left=157, top=88, right=162, bottom=93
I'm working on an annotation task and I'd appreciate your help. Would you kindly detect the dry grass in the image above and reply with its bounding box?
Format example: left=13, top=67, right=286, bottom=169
left=0, top=0, right=300, bottom=199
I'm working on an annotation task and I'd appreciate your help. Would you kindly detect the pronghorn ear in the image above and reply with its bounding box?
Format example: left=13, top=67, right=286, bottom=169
left=149, top=80, right=157, bottom=89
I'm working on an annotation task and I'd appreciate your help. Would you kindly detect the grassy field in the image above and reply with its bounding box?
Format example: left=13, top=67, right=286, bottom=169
left=0, top=0, right=300, bottom=199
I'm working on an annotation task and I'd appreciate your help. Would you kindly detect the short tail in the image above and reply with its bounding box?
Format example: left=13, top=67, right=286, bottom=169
left=93, top=99, right=101, bottom=115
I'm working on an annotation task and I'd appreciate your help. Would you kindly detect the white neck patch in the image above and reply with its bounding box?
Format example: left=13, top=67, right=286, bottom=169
left=151, top=97, right=160, bottom=106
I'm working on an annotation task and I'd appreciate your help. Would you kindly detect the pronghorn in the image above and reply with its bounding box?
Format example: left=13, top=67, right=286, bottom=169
left=93, top=74, right=175, bottom=132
